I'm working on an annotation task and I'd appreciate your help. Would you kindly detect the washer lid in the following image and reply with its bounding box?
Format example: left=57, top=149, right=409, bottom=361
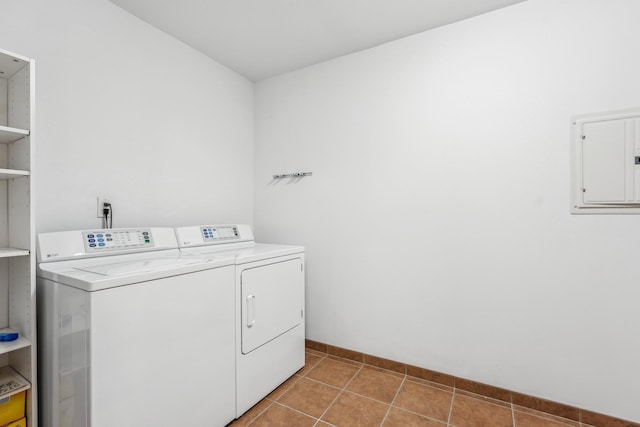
left=37, top=250, right=234, bottom=292
left=74, top=257, right=208, bottom=276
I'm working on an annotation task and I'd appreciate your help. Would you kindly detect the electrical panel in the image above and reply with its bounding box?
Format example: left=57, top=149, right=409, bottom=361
left=571, top=108, right=640, bottom=213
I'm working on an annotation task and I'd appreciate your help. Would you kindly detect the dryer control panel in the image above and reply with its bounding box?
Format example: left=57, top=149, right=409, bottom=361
left=201, top=225, right=239, bottom=241
left=83, top=229, right=155, bottom=252
left=175, top=224, right=254, bottom=248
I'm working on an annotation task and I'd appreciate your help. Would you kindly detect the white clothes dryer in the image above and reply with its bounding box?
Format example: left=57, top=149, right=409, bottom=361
left=175, top=224, right=305, bottom=417
left=36, top=228, right=236, bottom=427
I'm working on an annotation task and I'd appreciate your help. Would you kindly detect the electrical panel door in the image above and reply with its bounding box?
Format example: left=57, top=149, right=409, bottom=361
left=582, top=119, right=626, bottom=203
left=572, top=109, right=640, bottom=213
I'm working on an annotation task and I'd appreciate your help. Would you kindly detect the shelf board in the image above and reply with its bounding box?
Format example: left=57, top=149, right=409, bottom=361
left=0, top=248, right=29, bottom=258
left=0, top=329, right=30, bottom=356
left=0, top=365, right=31, bottom=398
left=0, top=49, right=29, bottom=79
left=0, top=169, right=29, bottom=180
left=0, top=126, right=29, bottom=144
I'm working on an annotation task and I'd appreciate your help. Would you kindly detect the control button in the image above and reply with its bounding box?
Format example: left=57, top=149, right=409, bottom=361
left=106, top=234, right=112, bottom=237
left=97, top=234, right=104, bottom=237
left=107, top=238, right=113, bottom=241
left=98, top=243, right=106, bottom=247
left=88, top=239, right=95, bottom=243
left=97, top=239, right=105, bottom=242
left=87, top=234, right=95, bottom=238
left=89, top=243, right=96, bottom=247
left=143, top=232, right=149, bottom=235
left=145, top=240, right=150, bottom=243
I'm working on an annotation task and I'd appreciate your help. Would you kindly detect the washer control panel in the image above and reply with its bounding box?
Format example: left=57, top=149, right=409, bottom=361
left=200, top=225, right=239, bottom=241
left=82, top=229, right=154, bottom=252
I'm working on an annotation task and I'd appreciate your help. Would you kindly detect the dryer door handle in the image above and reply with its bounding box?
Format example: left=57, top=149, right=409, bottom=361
left=246, top=294, right=256, bottom=328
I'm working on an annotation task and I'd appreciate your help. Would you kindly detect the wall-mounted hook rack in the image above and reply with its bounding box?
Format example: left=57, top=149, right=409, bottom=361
left=273, top=172, right=313, bottom=179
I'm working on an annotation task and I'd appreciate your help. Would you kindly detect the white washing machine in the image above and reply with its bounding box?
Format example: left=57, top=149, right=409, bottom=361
left=175, top=224, right=305, bottom=417
left=36, top=227, right=236, bottom=427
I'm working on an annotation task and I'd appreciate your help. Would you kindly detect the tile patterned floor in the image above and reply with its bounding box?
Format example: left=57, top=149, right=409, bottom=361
left=228, top=349, right=597, bottom=427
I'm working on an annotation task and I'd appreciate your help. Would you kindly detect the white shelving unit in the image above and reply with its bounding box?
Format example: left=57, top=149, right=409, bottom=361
left=0, top=47, right=35, bottom=426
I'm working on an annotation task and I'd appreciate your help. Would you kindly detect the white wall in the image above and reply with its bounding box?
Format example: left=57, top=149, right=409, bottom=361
left=254, top=0, right=640, bottom=422
left=0, top=0, right=254, bottom=233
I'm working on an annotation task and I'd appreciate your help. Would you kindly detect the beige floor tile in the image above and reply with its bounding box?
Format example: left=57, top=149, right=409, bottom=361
left=298, top=352, right=324, bottom=376
left=449, top=393, right=513, bottom=427
left=514, top=407, right=581, bottom=426
left=306, top=357, right=361, bottom=388
left=405, top=376, right=455, bottom=392
left=321, top=391, right=390, bottom=427
left=456, top=389, right=511, bottom=408
left=305, top=348, right=327, bottom=357
left=327, top=354, right=365, bottom=367
left=382, top=407, right=447, bottom=426
left=277, top=377, right=341, bottom=418
left=250, top=403, right=316, bottom=427
left=346, top=366, right=404, bottom=403
left=265, top=375, right=301, bottom=401
left=514, top=410, right=579, bottom=427
left=229, top=399, right=272, bottom=426
left=393, top=380, right=453, bottom=422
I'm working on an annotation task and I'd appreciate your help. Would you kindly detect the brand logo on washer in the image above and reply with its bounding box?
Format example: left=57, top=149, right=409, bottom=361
left=46, top=253, right=59, bottom=258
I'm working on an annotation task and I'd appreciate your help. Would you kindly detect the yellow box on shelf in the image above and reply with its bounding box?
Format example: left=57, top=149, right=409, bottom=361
left=0, top=366, right=30, bottom=426
left=0, top=392, right=24, bottom=426
left=4, top=417, right=26, bottom=427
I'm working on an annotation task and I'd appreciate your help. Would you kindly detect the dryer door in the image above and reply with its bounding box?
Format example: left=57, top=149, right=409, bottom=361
left=241, top=258, right=303, bottom=354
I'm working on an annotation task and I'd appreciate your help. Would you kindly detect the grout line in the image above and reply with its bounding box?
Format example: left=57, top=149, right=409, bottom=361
left=244, top=400, right=273, bottom=427
left=301, top=376, right=346, bottom=391
left=447, top=387, right=456, bottom=427
left=379, top=373, right=407, bottom=426
left=270, top=401, right=320, bottom=423
left=382, top=377, right=405, bottom=423
left=513, top=405, right=582, bottom=426
left=362, top=363, right=407, bottom=379
left=404, top=376, right=455, bottom=392
left=392, top=407, right=452, bottom=426
left=455, top=390, right=514, bottom=410
left=313, top=386, right=346, bottom=424
left=301, top=354, right=326, bottom=369
left=377, top=377, right=454, bottom=426
left=315, top=362, right=364, bottom=425
left=301, top=359, right=326, bottom=378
